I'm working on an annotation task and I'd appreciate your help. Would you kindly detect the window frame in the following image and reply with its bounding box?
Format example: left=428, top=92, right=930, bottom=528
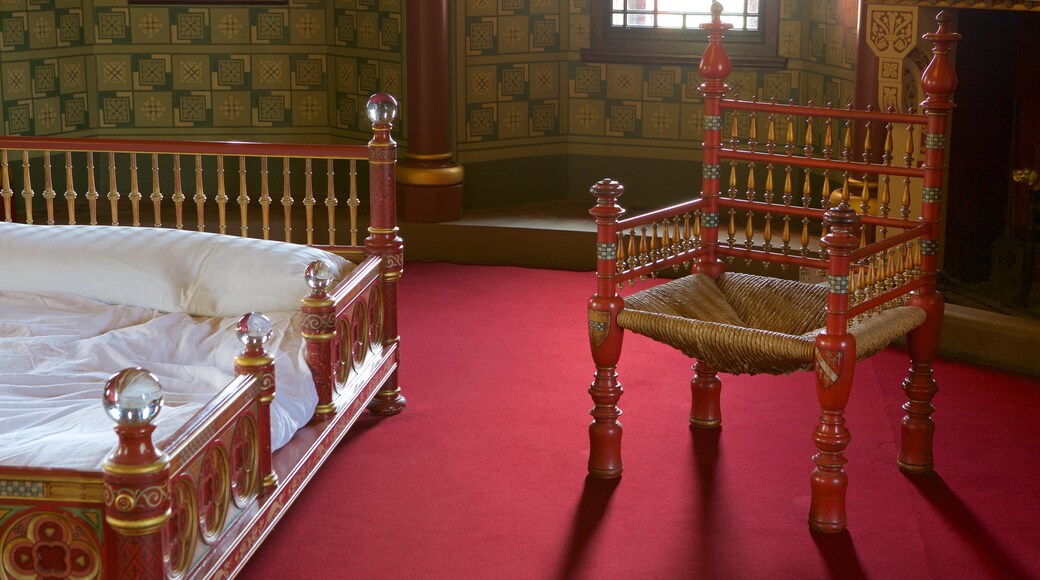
left=582, top=1, right=785, bottom=69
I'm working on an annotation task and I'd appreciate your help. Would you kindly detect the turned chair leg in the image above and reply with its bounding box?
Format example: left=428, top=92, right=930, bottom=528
left=899, top=294, right=944, bottom=473
left=690, top=360, right=722, bottom=428
left=588, top=301, right=624, bottom=479
left=809, top=335, right=855, bottom=533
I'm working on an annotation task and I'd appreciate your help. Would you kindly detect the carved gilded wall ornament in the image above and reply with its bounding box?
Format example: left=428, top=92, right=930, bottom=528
left=866, top=6, right=919, bottom=111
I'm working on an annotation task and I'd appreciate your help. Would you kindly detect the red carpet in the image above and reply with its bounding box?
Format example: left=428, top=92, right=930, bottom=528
left=242, top=262, right=1040, bottom=579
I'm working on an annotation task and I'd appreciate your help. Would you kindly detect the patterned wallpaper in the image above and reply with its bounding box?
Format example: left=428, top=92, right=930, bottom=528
left=0, top=0, right=403, bottom=141
left=456, top=0, right=861, bottom=164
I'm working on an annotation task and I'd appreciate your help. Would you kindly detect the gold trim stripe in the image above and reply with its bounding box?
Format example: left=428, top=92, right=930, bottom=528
left=105, top=509, right=172, bottom=535
left=235, top=356, right=274, bottom=367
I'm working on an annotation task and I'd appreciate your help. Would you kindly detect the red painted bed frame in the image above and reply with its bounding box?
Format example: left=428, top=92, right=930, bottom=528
left=0, top=94, right=405, bottom=578
left=587, top=8, right=960, bottom=532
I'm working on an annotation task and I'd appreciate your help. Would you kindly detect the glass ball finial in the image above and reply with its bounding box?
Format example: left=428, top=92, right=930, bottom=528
left=305, top=260, right=334, bottom=291
left=366, top=93, right=398, bottom=125
left=237, top=311, right=273, bottom=346
left=103, top=368, right=163, bottom=425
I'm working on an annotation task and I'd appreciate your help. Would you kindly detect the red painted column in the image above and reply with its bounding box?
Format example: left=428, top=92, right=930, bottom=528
left=398, top=0, right=464, bottom=223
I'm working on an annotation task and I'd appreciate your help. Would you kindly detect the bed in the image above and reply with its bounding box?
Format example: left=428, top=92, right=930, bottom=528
left=0, top=93, right=405, bottom=578
left=585, top=7, right=961, bottom=531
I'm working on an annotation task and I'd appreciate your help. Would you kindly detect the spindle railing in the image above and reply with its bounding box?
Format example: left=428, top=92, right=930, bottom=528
left=0, top=138, right=370, bottom=250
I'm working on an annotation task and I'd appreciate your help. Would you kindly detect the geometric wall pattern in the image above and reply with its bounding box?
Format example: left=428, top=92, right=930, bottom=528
left=0, top=0, right=402, bottom=141
left=456, top=0, right=860, bottom=162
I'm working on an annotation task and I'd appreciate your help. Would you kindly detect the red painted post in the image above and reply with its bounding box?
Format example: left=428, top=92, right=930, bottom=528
left=588, top=179, right=626, bottom=478
left=234, top=312, right=278, bottom=495
left=301, top=260, right=337, bottom=422
left=101, top=368, right=170, bottom=579
left=695, top=1, right=731, bottom=281
left=365, top=93, right=407, bottom=416
left=900, top=12, right=960, bottom=473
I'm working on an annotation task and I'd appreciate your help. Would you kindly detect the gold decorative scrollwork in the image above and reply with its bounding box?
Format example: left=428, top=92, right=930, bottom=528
left=104, top=484, right=170, bottom=512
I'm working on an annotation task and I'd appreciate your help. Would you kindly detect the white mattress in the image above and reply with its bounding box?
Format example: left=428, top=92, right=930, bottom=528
left=0, top=289, right=318, bottom=471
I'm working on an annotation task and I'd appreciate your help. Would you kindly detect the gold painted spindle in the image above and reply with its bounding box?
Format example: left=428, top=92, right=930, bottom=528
left=0, top=150, right=12, bottom=222
left=129, top=153, right=141, bottom=227
left=172, top=155, right=185, bottom=230
left=216, top=155, right=228, bottom=235
left=800, top=167, right=811, bottom=256
left=193, top=154, right=206, bottom=232
left=902, top=122, right=915, bottom=220
left=673, top=216, right=682, bottom=254
left=238, top=156, right=249, bottom=237
left=304, top=158, right=315, bottom=246
left=616, top=230, right=626, bottom=272
left=281, top=156, right=293, bottom=242
left=150, top=154, right=162, bottom=228
left=349, top=159, right=359, bottom=247
left=745, top=161, right=756, bottom=252
left=260, top=157, right=271, bottom=240
left=86, top=152, right=98, bottom=225
left=64, top=151, right=77, bottom=225
left=326, top=159, right=337, bottom=246
left=42, top=151, right=55, bottom=225
left=21, top=150, right=34, bottom=224
left=639, top=226, right=648, bottom=268
left=107, top=152, right=120, bottom=225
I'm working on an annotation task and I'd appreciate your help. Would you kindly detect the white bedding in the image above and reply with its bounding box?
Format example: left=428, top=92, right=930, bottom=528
left=0, top=289, right=318, bottom=470
left=0, top=221, right=356, bottom=471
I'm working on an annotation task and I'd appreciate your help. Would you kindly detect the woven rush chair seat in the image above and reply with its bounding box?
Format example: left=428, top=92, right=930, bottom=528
left=617, top=272, right=927, bottom=375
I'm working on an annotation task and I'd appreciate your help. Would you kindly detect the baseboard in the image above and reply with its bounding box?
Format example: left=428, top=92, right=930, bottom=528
left=939, top=303, right=1040, bottom=376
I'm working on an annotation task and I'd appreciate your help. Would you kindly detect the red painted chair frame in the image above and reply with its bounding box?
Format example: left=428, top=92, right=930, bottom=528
left=587, top=8, right=960, bottom=532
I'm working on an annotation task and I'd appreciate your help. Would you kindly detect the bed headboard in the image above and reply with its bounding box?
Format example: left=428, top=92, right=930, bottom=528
left=0, top=93, right=400, bottom=263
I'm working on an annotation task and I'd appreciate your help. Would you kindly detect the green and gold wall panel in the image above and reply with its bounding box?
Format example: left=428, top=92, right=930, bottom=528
left=1, top=0, right=402, bottom=141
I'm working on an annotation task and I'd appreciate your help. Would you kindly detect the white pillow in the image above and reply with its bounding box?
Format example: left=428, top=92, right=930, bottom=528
left=0, top=222, right=353, bottom=317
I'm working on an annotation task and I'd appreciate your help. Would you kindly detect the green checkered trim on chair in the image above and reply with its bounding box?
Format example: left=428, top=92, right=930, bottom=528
left=704, top=164, right=721, bottom=179
left=1, top=480, right=46, bottom=498
left=828, top=274, right=850, bottom=295
left=922, top=187, right=942, bottom=203
left=921, top=239, right=940, bottom=256
left=597, top=242, right=617, bottom=261
left=700, top=212, right=719, bottom=227
left=704, top=115, right=723, bottom=131
left=925, top=133, right=946, bottom=149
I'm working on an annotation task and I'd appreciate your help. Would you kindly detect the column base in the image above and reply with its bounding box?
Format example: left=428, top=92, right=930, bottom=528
left=398, top=182, right=464, bottom=223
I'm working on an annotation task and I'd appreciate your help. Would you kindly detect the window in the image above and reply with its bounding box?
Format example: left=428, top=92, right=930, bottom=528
left=583, top=0, right=784, bottom=68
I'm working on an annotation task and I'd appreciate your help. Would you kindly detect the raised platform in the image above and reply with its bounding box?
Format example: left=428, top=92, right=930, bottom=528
left=400, top=200, right=1040, bottom=376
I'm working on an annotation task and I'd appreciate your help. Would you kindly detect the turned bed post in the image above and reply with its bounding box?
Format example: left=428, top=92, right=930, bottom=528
left=302, top=260, right=338, bottom=422
left=234, top=312, right=278, bottom=495
left=900, top=12, right=960, bottom=474
left=101, top=368, right=170, bottom=580
left=588, top=178, right=626, bottom=479
left=364, top=93, right=407, bottom=416
left=690, top=1, right=731, bottom=429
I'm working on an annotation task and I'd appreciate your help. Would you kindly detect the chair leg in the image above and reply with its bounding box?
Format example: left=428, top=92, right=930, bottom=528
left=809, top=335, right=856, bottom=533
left=690, top=360, right=722, bottom=428
left=588, top=301, right=624, bottom=479
left=899, top=292, right=944, bottom=473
